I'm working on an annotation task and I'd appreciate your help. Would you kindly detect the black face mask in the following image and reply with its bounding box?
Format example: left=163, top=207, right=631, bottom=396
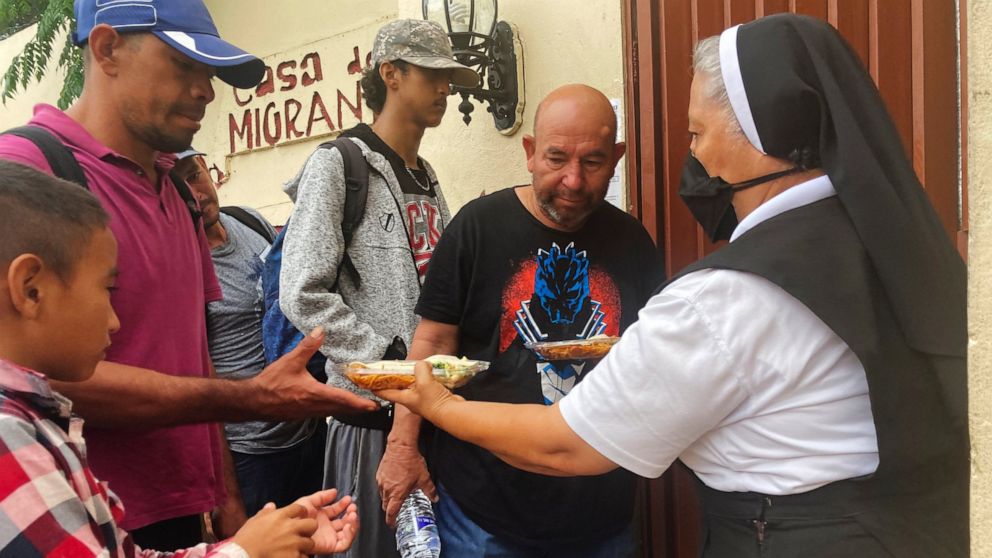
left=678, top=154, right=802, bottom=242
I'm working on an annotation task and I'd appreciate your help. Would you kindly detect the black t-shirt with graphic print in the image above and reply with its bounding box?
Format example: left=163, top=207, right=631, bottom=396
left=343, top=124, right=443, bottom=282
left=416, top=186, right=665, bottom=547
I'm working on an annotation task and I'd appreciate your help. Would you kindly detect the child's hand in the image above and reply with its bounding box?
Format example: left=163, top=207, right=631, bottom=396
left=294, top=488, right=359, bottom=554
left=231, top=502, right=317, bottom=557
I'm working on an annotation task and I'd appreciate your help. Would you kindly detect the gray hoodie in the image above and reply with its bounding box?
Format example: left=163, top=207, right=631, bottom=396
left=280, top=137, right=451, bottom=401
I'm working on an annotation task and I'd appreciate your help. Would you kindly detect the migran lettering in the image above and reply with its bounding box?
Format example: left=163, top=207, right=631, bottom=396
left=228, top=50, right=365, bottom=153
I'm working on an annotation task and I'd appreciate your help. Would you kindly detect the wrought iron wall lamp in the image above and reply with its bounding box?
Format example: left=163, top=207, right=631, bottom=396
left=422, top=0, right=525, bottom=134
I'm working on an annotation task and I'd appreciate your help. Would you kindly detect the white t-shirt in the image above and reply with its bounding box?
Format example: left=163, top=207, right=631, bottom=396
left=559, top=176, right=879, bottom=495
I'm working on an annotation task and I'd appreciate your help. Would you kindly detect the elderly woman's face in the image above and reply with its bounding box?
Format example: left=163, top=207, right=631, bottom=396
left=687, top=74, right=760, bottom=183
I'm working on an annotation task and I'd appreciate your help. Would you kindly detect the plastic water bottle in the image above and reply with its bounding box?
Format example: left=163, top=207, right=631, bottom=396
left=395, top=489, right=441, bottom=558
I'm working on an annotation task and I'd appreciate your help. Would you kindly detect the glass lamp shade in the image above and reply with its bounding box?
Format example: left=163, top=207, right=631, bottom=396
left=423, top=0, right=497, bottom=38
left=419, top=1, right=522, bottom=132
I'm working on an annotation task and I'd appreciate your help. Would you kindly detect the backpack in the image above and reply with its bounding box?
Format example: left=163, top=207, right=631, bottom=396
left=259, top=137, right=371, bottom=382
left=1, top=125, right=203, bottom=228
left=220, top=206, right=276, bottom=243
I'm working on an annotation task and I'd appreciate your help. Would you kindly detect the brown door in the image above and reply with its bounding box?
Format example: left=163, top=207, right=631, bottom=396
left=621, top=1, right=963, bottom=556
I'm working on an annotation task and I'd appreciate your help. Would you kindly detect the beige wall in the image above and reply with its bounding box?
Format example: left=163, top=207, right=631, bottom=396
left=971, top=0, right=992, bottom=554
left=197, top=0, right=627, bottom=223
left=200, top=0, right=399, bottom=223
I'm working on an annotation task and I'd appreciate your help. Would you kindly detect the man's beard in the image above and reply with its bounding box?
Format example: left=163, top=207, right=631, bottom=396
left=201, top=207, right=221, bottom=230
left=129, top=121, right=194, bottom=154
left=538, top=196, right=564, bottom=225
left=121, top=101, right=198, bottom=154
left=536, top=190, right=601, bottom=228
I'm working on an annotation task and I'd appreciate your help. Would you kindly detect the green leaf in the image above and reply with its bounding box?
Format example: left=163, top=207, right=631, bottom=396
left=1, top=0, right=80, bottom=106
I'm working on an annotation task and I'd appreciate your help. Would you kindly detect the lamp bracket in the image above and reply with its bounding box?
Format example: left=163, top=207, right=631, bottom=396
left=451, top=21, right=523, bottom=134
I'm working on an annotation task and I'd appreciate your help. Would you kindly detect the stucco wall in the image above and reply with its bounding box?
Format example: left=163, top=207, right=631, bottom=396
left=199, top=0, right=399, bottom=223
left=198, top=0, right=626, bottom=222
left=971, top=0, right=992, bottom=555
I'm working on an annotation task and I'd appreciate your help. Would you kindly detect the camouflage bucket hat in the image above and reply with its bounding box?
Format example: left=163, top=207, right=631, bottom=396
left=371, top=19, right=481, bottom=88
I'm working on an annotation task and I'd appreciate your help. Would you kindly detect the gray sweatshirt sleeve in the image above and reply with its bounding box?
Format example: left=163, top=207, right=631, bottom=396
left=279, top=148, right=390, bottom=363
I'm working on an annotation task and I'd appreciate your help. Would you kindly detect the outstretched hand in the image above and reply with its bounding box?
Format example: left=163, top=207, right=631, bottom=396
left=374, top=361, right=463, bottom=422
left=295, top=488, right=360, bottom=554
left=251, top=328, right=379, bottom=419
left=231, top=501, right=316, bottom=557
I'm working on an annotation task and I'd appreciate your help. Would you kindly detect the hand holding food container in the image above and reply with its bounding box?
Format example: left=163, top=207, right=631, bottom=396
left=339, top=355, right=489, bottom=390
left=366, top=359, right=468, bottom=419
left=365, top=334, right=622, bottom=419
left=356, top=334, right=620, bottom=396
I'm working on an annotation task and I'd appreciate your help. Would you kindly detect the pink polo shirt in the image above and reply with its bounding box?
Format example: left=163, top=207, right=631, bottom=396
left=0, top=104, right=225, bottom=529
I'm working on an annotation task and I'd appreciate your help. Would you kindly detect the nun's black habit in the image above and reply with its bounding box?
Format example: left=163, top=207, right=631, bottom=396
left=670, top=13, right=967, bottom=557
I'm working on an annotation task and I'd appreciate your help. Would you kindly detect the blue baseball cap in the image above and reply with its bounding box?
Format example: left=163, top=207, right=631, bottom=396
left=72, top=0, right=265, bottom=89
left=175, top=147, right=205, bottom=160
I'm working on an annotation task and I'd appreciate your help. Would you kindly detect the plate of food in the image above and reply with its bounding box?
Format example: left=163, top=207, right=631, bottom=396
left=338, top=355, right=489, bottom=390
left=524, top=335, right=620, bottom=361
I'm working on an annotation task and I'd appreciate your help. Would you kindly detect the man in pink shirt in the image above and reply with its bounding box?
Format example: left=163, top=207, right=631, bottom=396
left=0, top=0, right=375, bottom=550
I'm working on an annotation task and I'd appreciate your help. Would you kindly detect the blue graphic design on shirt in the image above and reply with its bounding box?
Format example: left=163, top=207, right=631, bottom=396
left=511, top=242, right=610, bottom=404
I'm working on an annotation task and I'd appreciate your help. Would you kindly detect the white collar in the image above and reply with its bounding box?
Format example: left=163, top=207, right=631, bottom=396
left=730, top=174, right=836, bottom=242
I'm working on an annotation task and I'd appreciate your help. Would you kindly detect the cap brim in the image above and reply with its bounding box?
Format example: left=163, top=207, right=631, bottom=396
left=175, top=148, right=206, bottom=160
left=399, top=56, right=481, bottom=88
left=154, top=30, right=265, bottom=89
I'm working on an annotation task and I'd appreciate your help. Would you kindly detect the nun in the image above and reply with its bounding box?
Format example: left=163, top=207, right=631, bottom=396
left=376, top=14, right=968, bottom=557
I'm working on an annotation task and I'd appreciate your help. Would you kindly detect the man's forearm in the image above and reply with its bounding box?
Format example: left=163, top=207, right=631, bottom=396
left=212, top=424, right=247, bottom=539
left=387, top=405, right=422, bottom=447
left=388, top=326, right=460, bottom=444
left=209, top=362, right=247, bottom=539
left=54, top=329, right=376, bottom=429
left=52, top=361, right=273, bottom=428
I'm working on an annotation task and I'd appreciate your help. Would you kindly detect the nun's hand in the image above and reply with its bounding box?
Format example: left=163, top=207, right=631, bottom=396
left=375, top=361, right=464, bottom=421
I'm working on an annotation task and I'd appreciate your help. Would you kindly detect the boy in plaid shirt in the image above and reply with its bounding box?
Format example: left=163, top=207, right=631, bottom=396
left=0, top=161, right=359, bottom=557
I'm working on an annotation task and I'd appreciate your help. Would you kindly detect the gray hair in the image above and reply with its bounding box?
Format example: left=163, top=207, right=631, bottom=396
left=692, top=35, right=743, bottom=135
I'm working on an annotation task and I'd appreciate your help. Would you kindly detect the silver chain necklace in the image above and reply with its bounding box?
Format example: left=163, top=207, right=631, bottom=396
left=405, top=166, right=432, bottom=193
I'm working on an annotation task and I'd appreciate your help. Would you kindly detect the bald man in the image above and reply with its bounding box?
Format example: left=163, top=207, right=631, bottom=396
left=375, top=84, right=665, bottom=556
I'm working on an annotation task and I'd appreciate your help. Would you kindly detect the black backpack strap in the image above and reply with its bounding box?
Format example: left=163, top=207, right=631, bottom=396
left=2, top=126, right=88, bottom=188
left=318, top=137, right=369, bottom=289
left=3, top=126, right=203, bottom=232
left=220, top=206, right=276, bottom=243
left=167, top=168, right=203, bottom=230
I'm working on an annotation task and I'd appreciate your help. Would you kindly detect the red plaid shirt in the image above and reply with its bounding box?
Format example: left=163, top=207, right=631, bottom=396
left=0, top=359, right=248, bottom=558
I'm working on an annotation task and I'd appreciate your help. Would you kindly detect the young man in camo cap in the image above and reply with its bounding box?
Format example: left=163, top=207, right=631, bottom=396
left=278, top=18, right=478, bottom=558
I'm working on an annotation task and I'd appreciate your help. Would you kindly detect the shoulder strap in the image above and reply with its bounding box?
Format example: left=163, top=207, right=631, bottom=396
left=167, top=168, right=203, bottom=230
left=325, top=137, right=369, bottom=244
left=220, top=206, right=276, bottom=243
left=3, top=126, right=203, bottom=232
left=2, top=126, right=88, bottom=188
left=318, top=137, right=370, bottom=289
